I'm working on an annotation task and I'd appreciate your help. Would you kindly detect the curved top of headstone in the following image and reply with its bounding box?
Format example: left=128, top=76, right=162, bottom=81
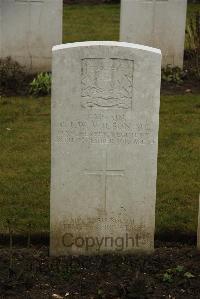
left=52, top=41, right=161, bottom=56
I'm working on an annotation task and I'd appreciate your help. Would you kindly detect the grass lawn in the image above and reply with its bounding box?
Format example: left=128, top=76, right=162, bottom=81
left=63, top=3, right=200, bottom=46
left=63, top=4, right=120, bottom=43
left=0, top=97, right=50, bottom=233
left=0, top=3, right=199, bottom=237
left=0, top=95, right=199, bottom=236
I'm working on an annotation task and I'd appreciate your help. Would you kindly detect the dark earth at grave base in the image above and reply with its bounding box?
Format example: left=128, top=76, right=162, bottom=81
left=161, top=79, right=200, bottom=95
left=0, top=244, right=200, bottom=298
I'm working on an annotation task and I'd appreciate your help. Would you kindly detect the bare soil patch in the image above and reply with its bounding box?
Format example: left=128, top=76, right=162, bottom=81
left=0, top=245, right=200, bottom=298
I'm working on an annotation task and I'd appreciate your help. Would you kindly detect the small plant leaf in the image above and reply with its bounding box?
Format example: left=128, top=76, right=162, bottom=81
left=176, top=265, right=184, bottom=273
left=163, top=273, right=173, bottom=283
left=184, top=272, right=195, bottom=279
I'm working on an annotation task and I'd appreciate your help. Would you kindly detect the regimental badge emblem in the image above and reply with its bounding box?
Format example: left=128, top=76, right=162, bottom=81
left=81, top=58, right=134, bottom=110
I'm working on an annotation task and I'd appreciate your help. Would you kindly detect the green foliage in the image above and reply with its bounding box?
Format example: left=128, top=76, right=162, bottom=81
left=163, top=272, right=173, bottom=283
left=184, top=272, right=195, bottom=278
left=163, top=266, right=195, bottom=283
left=176, top=265, right=184, bottom=273
left=29, top=73, right=51, bottom=97
left=186, top=11, right=200, bottom=79
left=167, top=266, right=185, bottom=274
left=97, top=289, right=105, bottom=298
left=161, top=65, right=186, bottom=84
left=0, top=57, right=28, bottom=96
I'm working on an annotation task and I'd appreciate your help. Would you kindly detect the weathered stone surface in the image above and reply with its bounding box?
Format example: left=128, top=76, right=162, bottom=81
left=50, top=41, right=161, bottom=256
left=0, top=0, right=63, bottom=72
left=120, top=0, right=187, bottom=68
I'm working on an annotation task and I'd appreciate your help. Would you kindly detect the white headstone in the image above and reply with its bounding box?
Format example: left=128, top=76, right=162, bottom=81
left=50, top=41, right=161, bottom=256
left=0, top=0, right=63, bottom=72
left=120, top=0, right=187, bottom=68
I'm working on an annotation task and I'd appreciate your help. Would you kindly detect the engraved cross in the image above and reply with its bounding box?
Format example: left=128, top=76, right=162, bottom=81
left=84, top=152, right=125, bottom=213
